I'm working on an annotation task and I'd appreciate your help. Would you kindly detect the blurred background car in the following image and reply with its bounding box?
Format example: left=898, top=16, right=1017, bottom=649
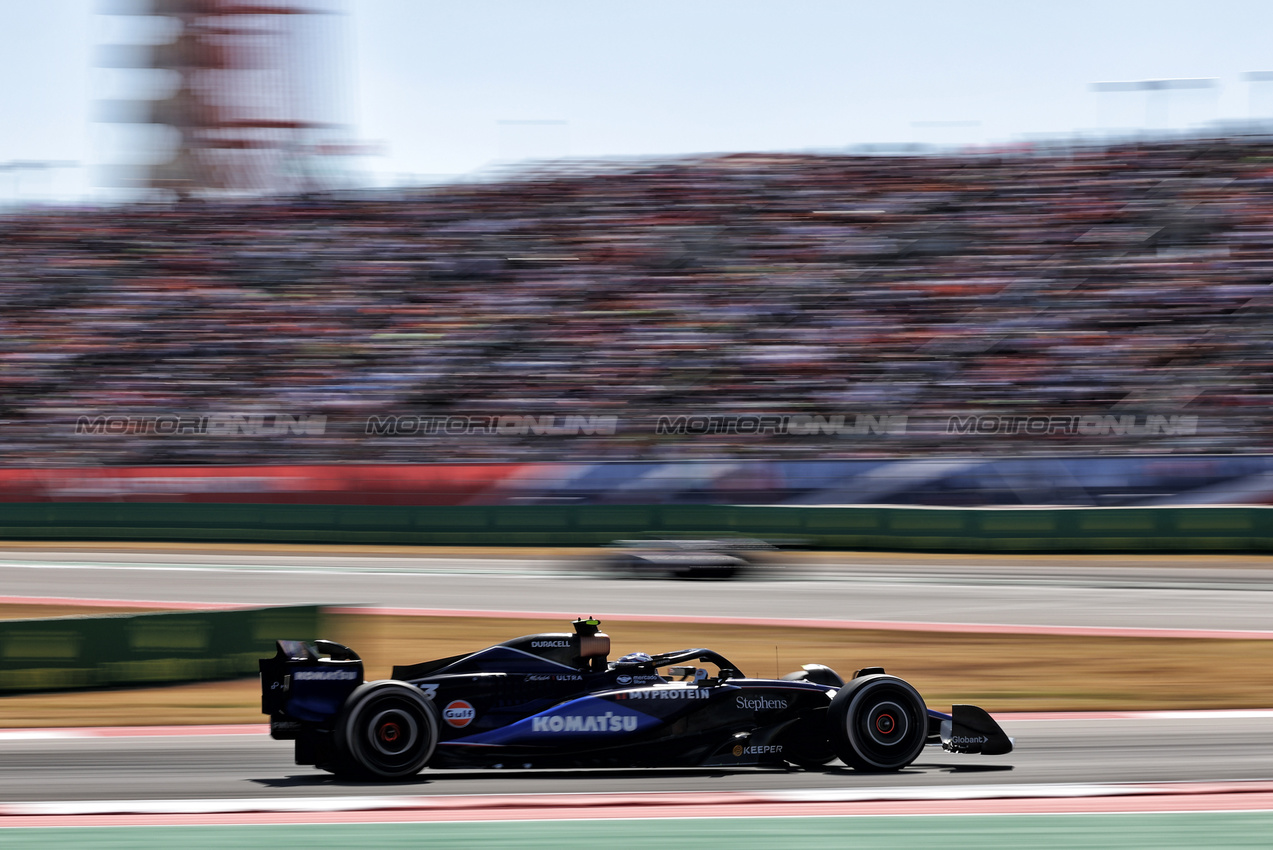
left=602, top=537, right=780, bottom=579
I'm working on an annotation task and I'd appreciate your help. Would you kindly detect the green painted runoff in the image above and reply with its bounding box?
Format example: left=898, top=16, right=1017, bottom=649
left=2, top=812, right=1272, bottom=849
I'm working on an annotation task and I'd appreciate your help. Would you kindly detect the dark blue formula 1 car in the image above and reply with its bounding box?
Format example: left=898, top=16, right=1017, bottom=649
left=260, top=618, right=1012, bottom=779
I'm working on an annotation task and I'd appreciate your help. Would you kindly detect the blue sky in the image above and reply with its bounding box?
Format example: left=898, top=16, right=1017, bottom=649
left=3, top=1, right=1273, bottom=200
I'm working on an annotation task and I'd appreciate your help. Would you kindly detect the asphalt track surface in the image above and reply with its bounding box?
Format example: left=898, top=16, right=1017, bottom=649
left=3, top=550, right=1273, bottom=815
left=2, top=714, right=1272, bottom=803
left=2, top=548, right=1272, bottom=630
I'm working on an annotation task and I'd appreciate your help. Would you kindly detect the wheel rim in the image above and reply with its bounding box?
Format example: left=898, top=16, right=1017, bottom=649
left=864, top=701, right=908, bottom=747
left=348, top=692, right=435, bottom=776
left=846, top=682, right=925, bottom=769
left=367, top=708, right=419, bottom=757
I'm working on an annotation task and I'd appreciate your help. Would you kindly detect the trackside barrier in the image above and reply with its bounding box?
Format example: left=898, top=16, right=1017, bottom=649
left=0, top=605, right=320, bottom=694
left=0, top=503, right=1269, bottom=552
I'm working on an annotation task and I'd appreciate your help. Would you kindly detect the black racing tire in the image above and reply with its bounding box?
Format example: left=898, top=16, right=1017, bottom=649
left=827, top=674, right=927, bottom=772
left=684, top=564, right=739, bottom=580
left=709, top=562, right=740, bottom=580
left=334, top=681, right=439, bottom=780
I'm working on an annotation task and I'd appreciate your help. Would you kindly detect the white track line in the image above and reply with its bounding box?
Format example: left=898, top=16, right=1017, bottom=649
left=5, top=782, right=1273, bottom=817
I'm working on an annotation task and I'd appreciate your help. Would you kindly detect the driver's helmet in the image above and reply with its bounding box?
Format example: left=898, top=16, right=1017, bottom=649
left=615, top=651, right=653, bottom=667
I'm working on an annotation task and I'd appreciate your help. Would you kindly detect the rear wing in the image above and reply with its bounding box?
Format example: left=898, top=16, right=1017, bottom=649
left=259, top=639, right=364, bottom=738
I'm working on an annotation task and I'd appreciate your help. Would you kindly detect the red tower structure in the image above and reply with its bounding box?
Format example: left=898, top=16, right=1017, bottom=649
left=97, top=0, right=356, bottom=197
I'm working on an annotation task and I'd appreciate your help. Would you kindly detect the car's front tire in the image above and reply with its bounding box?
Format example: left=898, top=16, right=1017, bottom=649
left=334, top=681, right=438, bottom=780
left=828, top=674, right=928, bottom=772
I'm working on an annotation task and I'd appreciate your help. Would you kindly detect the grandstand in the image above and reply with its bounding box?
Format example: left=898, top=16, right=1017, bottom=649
left=1, top=137, right=1271, bottom=467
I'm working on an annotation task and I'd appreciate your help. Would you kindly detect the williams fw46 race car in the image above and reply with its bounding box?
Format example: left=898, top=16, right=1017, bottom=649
left=260, top=618, right=1012, bottom=779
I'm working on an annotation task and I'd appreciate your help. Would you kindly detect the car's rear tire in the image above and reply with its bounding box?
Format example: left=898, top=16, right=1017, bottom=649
left=684, top=564, right=740, bottom=579
left=828, top=674, right=927, bottom=772
left=335, top=681, right=438, bottom=780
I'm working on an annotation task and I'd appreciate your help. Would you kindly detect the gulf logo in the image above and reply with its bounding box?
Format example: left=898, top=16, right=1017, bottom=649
left=443, top=700, right=476, bottom=728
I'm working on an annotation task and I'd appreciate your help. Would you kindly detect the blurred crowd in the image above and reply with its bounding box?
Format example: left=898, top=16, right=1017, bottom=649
left=3, top=137, right=1273, bottom=466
